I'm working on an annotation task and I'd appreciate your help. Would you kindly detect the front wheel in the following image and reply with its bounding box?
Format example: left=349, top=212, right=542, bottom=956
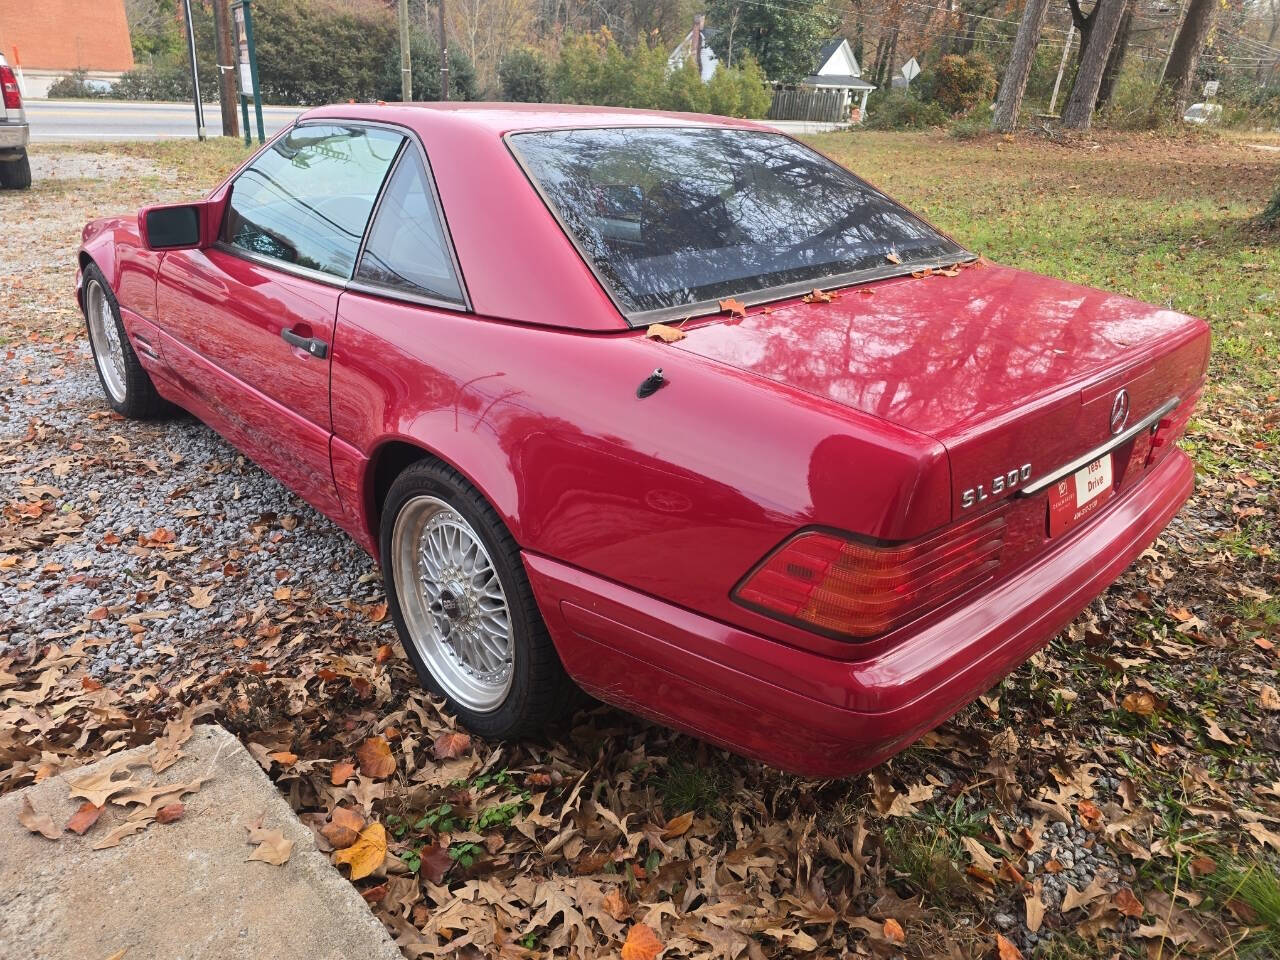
left=380, top=459, right=575, bottom=739
left=82, top=262, right=169, bottom=419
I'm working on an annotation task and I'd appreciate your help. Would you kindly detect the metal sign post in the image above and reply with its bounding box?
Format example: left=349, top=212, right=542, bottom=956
left=180, top=0, right=206, bottom=140
left=231, top=0, right=265, bottom=145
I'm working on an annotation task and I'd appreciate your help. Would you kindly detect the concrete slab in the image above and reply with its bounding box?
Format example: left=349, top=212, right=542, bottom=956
left=0, top=725, right=403, bottom=960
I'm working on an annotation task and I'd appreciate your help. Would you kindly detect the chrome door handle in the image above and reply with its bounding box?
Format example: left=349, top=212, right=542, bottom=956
left=281, top=328, right=328, bottom=359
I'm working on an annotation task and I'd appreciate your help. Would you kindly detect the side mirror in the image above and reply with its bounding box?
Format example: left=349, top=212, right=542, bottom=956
left=138, top=200, right=219, bottom=251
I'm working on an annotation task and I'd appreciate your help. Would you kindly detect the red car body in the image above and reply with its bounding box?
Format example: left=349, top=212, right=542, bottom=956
left=78, top=104, right=1209, bottom=776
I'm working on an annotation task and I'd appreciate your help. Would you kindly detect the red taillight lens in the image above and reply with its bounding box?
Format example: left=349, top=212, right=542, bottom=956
left=734, top=512, right=1006, bottom=639
left=0, top=66, right=21, bottom=110
left=1146, top=388, right=1202, bottom=466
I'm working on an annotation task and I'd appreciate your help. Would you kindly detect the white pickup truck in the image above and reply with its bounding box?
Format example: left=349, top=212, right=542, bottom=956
left=0, top=53, right=30, bottom=190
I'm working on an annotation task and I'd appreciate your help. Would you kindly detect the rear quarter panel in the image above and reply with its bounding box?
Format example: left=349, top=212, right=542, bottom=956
left=330, top=292, right=953, bottom=659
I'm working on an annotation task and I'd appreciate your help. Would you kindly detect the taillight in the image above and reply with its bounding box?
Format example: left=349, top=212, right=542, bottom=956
left=0, top=66, right=20, bottom=110
left=1146, top=388, right=1202, bottom=466
left=734, top=512, right=1006, bottom=639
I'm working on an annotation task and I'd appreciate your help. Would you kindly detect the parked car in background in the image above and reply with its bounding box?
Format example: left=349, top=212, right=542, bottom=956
left=0, top=54, right=30, bottom=190
left=75, top=104, right=1209, bottom=776
left=1182, top=102, right=1222, bottom=125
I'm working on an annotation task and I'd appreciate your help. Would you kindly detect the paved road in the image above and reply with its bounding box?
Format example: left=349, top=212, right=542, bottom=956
left=25, top=99, right=304, bottom=142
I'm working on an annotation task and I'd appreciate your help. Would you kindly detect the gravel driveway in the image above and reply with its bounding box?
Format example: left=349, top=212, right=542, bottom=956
left=1, top=148, right=391, bottom=674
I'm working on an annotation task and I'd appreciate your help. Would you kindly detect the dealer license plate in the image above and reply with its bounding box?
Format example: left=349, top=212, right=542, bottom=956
left=1047, top=454, right=1114, bottom=537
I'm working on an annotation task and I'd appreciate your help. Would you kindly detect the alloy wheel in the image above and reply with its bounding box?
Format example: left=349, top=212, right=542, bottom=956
left=85, top=279, right=127, bottom=404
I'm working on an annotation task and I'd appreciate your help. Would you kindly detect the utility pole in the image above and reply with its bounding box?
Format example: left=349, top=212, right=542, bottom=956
left=438, top=0, right=449, bottom=100
left=180, top=0, right=206, bottom=140
left=398, top=0, right=412, bottom=101
left=1048, top=24, right=1075, bottom=114
left=693, top=14, right=703, bottom=78
left=212, top=0, right=239, bottom=138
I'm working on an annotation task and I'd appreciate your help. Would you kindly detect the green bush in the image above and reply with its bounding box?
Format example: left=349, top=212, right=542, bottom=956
left=499, top=49, right=551, bottom=102
left=1097, top=67, right=1168, bottom=131
left=665, top=61, right=710, bottom=113
left=113, top=62, right=218, bottom=102
left=933, top=53, right=996, bottom=115
left=47, top=71, right=107, bottom=100
left=375, top=29, right=477, bottom=102
left=1263, top=184, right=1280, bottom=228
left=949, top=111, right=991, bottom=139
left=735, top=57, right=773, bottom=118
left=865, top=91, right=949, bottom=130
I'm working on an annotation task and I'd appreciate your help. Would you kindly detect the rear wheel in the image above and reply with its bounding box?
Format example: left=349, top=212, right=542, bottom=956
left=0, top=151, right=30, bottom=190
left=381, top=459, right=575, bottom=739
left=82, top=262, right=169, bottom=419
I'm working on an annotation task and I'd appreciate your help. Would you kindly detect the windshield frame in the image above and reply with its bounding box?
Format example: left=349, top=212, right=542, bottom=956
left=504, top=124, right=975, bottom=327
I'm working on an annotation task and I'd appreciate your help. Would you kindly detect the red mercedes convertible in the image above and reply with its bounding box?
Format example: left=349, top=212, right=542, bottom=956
left=77, top=104, right=1208, bottom=776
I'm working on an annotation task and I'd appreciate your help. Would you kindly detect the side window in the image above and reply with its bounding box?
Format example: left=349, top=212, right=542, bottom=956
left=223, top=123, right=404, bottom=279
left=355, top=147, right=464, bottom=305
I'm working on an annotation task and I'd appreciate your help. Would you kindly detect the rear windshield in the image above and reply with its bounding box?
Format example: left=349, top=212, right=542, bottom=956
left=509, top=126, right=965, bottom=317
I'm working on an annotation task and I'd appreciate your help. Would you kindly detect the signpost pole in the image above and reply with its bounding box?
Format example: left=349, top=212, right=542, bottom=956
left=242, top=0, right=265, bottom=143
left=180, top=0, right=206, bottom=140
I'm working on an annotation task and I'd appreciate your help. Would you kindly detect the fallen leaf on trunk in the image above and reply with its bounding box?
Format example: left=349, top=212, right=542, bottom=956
left=66, top=801, right=103, bottom=835
left=19, top=796, right=61, bottom=840
left=432, top=731, right=471, bottom=760
left=333, top=822, right=386, bottom=880
left=356, top=736, right=396, bottom=779
left=620, top=923, right=663, bottom=960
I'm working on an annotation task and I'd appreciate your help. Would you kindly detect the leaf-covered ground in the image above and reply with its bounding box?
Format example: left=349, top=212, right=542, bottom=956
left=2, top=130, right=1278, bottom=960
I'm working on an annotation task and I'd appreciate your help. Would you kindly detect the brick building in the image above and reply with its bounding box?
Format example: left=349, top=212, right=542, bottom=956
left=0, top=0, right=134, bottom=96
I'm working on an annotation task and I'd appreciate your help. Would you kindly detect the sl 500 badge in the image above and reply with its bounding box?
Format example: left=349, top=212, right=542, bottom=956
left=962, top=464, right=1032, bottom=509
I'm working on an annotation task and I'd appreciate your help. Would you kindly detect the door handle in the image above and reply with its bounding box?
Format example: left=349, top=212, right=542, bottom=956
left=281, top=328, right=328, bottom=359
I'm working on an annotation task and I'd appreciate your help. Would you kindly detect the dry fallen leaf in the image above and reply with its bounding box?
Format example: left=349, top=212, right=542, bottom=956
left=644, top=322, right=686, bottom=343
left=802, top=288, right=834, bottom=303
left=433, top=731, right=471, bottom=760
left=67, top=765, right=140, bottom=807
left=996, top=934, right=1024, bottom=960
left=882, top=918, right=905, bottom=943
left=245, top=819, right=294, bottom=867
left=661, top=810, right=694, bottom=839
left=333, top=822, right=386, bottom=881
left=885, top=250, right=903, bottom=264
left=1114, top=887, right=1145, bottom=918
left=1260, top=685, right=1280, bottom=711
left=92, top=820, right=150, bottom=850
left=187, top=585, right=215, bottom=609
left=718, top=298, right=746, bottom=318
left=66, top=801, right=104, bottom=836
left=1122, top=692, right=1157, bottom=716
left=602, top=887, right=631, bottom=922
left=356, top=736, right=397, bottom=779
left=19, top=796, right=61, bottom=840
left=620, top=923, right=663, bottom=960
left=1024, top=882, right=1045, bottom=933
left=156, top=803, right=185, bottom=825
left=330, top=761, right=356, bottom=786
left=321, top=806, right=365, bottom=850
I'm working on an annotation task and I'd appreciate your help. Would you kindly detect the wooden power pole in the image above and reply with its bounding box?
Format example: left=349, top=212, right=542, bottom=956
left=213, top=0, right=239, bottom=138
left=438, top=0, right=449, bottom=100
left=398, top=0, right=412, bottom=101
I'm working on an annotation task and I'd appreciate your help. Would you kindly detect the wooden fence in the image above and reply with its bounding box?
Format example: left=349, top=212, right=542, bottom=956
left=767, top=87, right=847, bottom=123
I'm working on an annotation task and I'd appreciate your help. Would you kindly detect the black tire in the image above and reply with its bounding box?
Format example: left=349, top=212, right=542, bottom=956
left=380, top=458, right=577, bottom=739
left=82, top=261, right=170, bottom=419
left=0, top=151, right=31, bottom=189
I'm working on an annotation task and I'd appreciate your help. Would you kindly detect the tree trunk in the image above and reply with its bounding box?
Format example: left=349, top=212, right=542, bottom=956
left=1163, top=0, right=1218, bottom=115
left=1067, top=0, right=1097, bottom=66
left=991, top=0, right=1050, bottom=132
left=1096, top=0, right=1134, bottom=109
left=885, top=24, right=900, bottom=86
left=1061, top=0, right=1127, bottom=128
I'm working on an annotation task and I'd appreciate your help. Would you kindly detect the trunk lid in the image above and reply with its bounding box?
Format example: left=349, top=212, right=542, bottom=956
left=674, top=264, right=1210, bottom=523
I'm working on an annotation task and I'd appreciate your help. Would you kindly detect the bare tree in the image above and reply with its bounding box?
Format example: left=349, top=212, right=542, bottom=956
left=1061, top=0, right=1127, bottom=128
left=991, top=0, right=1050, bottom=132
left=1162, top=0, right=1220, bottom=114
left=1095, top=0, right=1134, bottom=109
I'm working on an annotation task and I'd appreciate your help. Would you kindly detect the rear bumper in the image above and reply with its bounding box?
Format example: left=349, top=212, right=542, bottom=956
left=0, top=121, right=28, bottom=152
left=525, top=448, right=1194, bottom=777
